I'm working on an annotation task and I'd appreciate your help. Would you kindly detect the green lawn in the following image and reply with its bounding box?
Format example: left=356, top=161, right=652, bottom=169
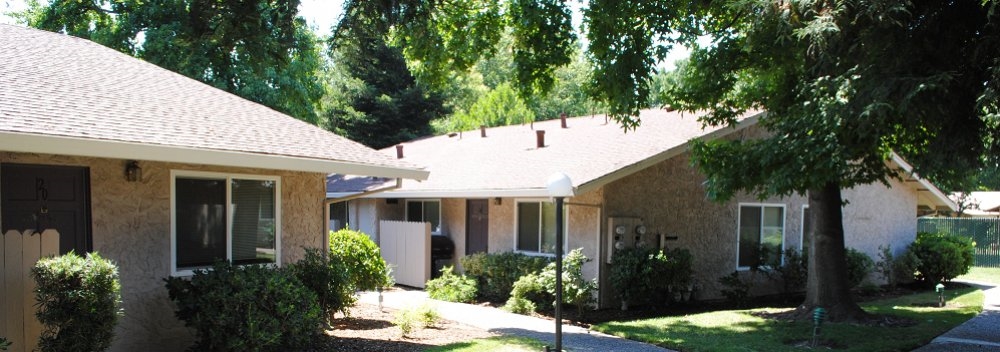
left=957, top=266, right=1000, bottom=284
left=593, top=287, right=983, bottom=352
left=425, top=336, right=547, bottom=352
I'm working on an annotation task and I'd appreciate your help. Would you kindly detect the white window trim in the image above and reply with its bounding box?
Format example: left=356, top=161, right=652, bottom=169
left=800, top=204, right=810, bottom=252
left=513, top=198, right=569, bottom=257
left=735, top=202, right=786, bottom=271
left=170, top=170, right=282, bottom=276
left=404, top=199, right=442, bottom=234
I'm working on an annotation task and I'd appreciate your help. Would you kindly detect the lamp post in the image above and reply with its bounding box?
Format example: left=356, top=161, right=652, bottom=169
left=546, top=172, right=573, bottom=352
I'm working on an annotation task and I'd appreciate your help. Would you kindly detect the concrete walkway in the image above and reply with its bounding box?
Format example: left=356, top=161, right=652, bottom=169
left=911, top=280, right=1000, bottom=352
left=358, top=289, right=673, bottom=351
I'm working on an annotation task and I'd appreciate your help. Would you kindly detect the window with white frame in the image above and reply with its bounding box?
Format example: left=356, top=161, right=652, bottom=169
left=406, top=200, right=441, bottom=233
left=737, top=204, right=784, bottom=269
left=515, top=201, right=566, bottom=255
left=172, top=171, right=280, bottom=274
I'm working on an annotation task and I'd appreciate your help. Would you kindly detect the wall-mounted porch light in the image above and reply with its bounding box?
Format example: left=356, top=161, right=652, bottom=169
left=125, top=160, right=142, bottom=182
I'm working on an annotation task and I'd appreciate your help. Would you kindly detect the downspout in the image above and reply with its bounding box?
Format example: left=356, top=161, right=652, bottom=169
left=323, top=178, right=403, bottom=253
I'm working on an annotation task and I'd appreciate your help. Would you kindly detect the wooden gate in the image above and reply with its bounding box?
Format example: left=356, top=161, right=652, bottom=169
left=379, top=221, right=430, bottom=288
left=2, top=229, right=60, bottom=352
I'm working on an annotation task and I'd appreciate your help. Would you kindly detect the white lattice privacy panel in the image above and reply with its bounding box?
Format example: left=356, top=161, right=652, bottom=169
left=379, top=221, right=430, bottom=288
left=2, top=229, right=60, bottom=352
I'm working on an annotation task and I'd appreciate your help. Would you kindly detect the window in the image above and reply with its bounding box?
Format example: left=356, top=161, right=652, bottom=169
left=330, top=201, right=349, bottom=231
left=801, top=205, right=812, bottom=253
left=406, top=200, right=441, bottom=233
left=172, top=171, right=280, bottom=275
left=737, top=204, right=784, bottom=269
left=515, top=201, right=565, bottom=255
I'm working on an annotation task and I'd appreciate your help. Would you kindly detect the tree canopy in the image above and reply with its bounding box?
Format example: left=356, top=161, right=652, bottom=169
left=661, top=0, right=999, bottom=320
left=22, top=0, right=324, bottom=123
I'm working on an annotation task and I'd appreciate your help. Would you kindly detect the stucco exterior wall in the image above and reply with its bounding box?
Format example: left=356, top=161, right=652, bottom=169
left=0, top=152, right=325, bottom=352
left=602, top=145, right=919, bottom=301
left=842, top=176, right=919, bottom=276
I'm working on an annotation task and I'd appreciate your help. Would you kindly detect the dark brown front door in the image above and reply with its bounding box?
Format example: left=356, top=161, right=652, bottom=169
left=466, top=199, right=489, bottom=255
left=1, top=163, right=92, bottom=254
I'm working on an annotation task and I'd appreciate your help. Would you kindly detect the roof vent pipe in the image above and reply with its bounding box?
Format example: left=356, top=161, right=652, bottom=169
left=395, top=145, right=404, bottom=159
left=560, top=112, right=568, bottom=128
left=536, top=130, right=546, bottom=148
left=480, top=125, right=487, bottom=138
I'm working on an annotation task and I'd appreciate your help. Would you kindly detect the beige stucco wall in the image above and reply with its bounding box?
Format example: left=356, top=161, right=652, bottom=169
left=602, top=147, right=920, bottom=302
left=0, top=152, right=325, bottom=352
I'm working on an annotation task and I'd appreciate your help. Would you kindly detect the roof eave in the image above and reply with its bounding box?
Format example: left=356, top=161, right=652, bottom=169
left=890, top=152, right=958, bottom=212
left=361, top=188, right=555, bottom=199
left=1, top=131, right=429, bottom=180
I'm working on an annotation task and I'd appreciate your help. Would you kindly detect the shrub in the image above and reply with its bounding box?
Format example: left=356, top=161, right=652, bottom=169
left=504, top=272, right=549, bottom=313
left=764, top=248, right=808, bottom=294
left=1, top=337, right=11, bottom=351
left=32, top=251, right=122, bottom=352
left=461, top=251, right=549, bottom=302
left=502, top=249, right=597, bottom=315
left=609, top=247, right=658, bottom=308
left=289, top=248, right=354, bottom=318
left=717, top=271, right=752, bottom=306
left=536, top=249, right=597, bottom=314
left=845, top=248, right=874, bottom=288
left=875, top=245, right=920, bottom=289
left=909, top=232, right=975, bottom=283
left=164, top=262, right=322, bottom=351
left=394, top=304, right=440, bottom=336
left=502, top=296, right=537, bottom=315
left=330, top=229, right=393, bottom=291
left=425, top=266, right=478, bottom=303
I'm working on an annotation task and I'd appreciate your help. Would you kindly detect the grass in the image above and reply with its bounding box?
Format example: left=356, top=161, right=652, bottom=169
left=593, top=286, right=984, bottom=352
left=424, top=336, right=547, bottom=351
left=956, top=266, right=1000, bottom=284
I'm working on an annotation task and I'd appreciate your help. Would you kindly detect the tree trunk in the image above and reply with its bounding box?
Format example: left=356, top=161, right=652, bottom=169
left=794, top=181, right=870, bottom=322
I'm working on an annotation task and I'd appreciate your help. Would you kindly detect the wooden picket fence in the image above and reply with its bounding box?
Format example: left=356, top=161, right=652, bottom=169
left=1, top=229, right=60, bottom=352
left=918, top=218, right=1000, bottom=268
left=379, top=220, right=430, bottom=288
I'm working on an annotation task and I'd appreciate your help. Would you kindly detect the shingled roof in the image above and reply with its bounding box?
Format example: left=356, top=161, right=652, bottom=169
left=0, top=24, right=427, bottom=180
left=330, top=109, right=759, bottom=198
left=329, top=109, right=956, bottom=214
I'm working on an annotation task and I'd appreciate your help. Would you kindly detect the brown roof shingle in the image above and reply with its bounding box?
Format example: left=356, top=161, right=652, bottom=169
left=0, top=24, right=425, bottom=179
left=339, top=109, right=760, bottom=197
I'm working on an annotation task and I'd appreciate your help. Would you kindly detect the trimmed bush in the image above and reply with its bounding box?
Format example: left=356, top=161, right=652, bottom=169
left=909, top=232, right=975, bottom=283
left=461, top=251, right=549, bottom=302
left=845, top=248, right=874, bottom=288
left=425, top=266, right=478, bottom=303
left=504, top=272, right=549, bottom=312
left=330, top=229, right=393, bottom=291
left=289, top=248, right=354, bottom=318
left=32, top=251, right=121, bottom=352
left=165, top=262, right=322, bottom=351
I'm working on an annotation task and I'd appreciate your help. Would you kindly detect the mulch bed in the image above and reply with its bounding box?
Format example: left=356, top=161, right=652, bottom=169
left=322, top=301, right=498, bottom=352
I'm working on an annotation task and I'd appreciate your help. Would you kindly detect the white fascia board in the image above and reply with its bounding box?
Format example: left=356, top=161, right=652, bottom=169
left=363, top=188, right=556, bottom=199
left=890, top=152, right=957, bottom=212
left=1, top=131, right=429, bottom=180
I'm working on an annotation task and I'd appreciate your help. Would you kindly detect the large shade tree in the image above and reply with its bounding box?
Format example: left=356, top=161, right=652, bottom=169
left=22, top=0, right=324, bottom=123
left=356, top=0, right=1000, bottom=322
left=661, top=1, right=999, bottom=321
